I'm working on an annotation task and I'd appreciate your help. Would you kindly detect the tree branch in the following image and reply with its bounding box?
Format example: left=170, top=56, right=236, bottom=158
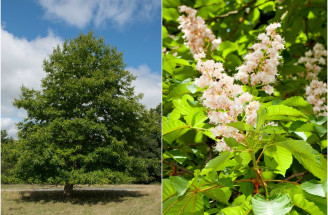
left=163, top=159, right=194, bottom=176
left=283, top=171, right=309, bottom=182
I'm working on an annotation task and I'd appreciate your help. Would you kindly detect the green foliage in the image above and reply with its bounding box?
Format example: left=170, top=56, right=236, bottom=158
left=13, top=32, right=160, bottom=185
left=251, top=194, right=293, bottom=215
left=163, top=0, right=327, bottom=214
left=1, top=130, right=23, bottom=184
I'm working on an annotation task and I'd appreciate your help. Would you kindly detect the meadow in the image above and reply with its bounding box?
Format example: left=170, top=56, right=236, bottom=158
left=1, top=184, right=161, bottom=215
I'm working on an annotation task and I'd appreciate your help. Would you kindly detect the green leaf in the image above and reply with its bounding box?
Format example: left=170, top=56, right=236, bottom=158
left=163, top=119, right=190, bottom=143
left=264, top=146, right=293, bottom=176
left=221, top=195, right=252, bottom=215
left=163, top=179, right=177, bottom=201
left=292, top=193, right=325, bottom=215
left=194, top=0, right=221, bottom=7
left=201, top=151, right=232, bottom=175
left=266, top=105, right=308, bottom=121
left=204, top=187, right=231, bottom=205
left=314, top=125, right=327, bottom=138
left=163, top=8, right=179, bottom=21
left=281, top=96, right=313, bottom=115
left=239, top=168, right=255, bottom=197
left=303, top=193, right=327, bottom=214
left=163, top=192, right=204, bottom=215
left=172, top=95, right=204, bottom=116
left=191, top=111, right=208, bottom=128
left=280, top=96, right=311, bottom=107
left=167, top=84, right=191, bottom=100
left=163, top=0, right=180, bottom=7
left=249, top=8, right=260, bottom=25
left=276, top=140, right=327, bottom=181
left=224, top=137, right=241, bottom=149
left=227, top=122, right=254, bottom=131
left=251, top=194, right=293, bottom=215
left=301, top=180, right=326, bottom=198
left=186, top=84, right=198, bottom=94
left=219, top=41, right=239, bottom=58
left=168, top=150, right=188, bottom=164
left=170, top=176, right=189, bottom=197
left=163, top=120, right=189, bottom=135
left=256, top=107, right=267, bottom=132
left=271, top=184, right=325, bottom=215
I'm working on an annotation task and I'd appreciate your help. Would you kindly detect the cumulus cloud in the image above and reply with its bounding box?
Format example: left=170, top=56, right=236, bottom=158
left=37, top=0, right=161, bottom=29
left=128, top=65, right=161, bottom=108
left=1, top=29, right=62, bottom=138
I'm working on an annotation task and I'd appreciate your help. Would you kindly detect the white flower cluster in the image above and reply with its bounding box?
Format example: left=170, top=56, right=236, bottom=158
left=177, top=6, right=221, bottom=55
left=181, top=21, right=286, bottom=152
left=305, top=80, right=327, bottom=116
left=235, top=23, right=285, bottom=95
left=298, top=43, right=327, bottom=80
left=194, top=53, right=260, bottom=152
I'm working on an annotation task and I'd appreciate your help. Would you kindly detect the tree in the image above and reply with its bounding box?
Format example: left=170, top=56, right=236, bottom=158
left=1, top=130, right=21, bottom=184
left=139, top=104, right=161, bottom=183
left=14, top=32, right=151, bottom=196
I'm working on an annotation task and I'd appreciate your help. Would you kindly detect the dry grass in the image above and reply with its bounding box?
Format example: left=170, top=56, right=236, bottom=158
left=1, top=184, right=161, bottom=215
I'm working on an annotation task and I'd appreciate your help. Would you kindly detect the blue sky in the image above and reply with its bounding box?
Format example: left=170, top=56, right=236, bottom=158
left=1, top=0, right=162, bottom=138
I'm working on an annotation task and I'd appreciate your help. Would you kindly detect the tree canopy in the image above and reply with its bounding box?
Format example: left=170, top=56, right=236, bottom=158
left=13, top=32, right=159, bottom=189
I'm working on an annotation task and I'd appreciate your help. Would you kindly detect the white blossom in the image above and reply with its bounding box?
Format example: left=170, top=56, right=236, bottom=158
left=178, top=6, right=221, bottom=55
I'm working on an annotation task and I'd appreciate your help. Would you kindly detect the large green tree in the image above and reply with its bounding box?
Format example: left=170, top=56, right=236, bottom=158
left=14, top=32, right=152, bottom=196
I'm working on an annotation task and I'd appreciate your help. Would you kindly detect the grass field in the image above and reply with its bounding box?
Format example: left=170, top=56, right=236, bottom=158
left=1, top=184, right=161, bottom=215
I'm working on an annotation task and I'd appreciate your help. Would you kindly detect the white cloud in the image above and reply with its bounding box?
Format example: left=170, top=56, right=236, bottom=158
left=37, top=0, right=160, bottom=29
left=38, top=0, right=97, bottom=29
left=1, top=29, right=62, bottom=138
left=1, top=118, right=18, bottom=139
left=128, top=65, right=161, bottom=108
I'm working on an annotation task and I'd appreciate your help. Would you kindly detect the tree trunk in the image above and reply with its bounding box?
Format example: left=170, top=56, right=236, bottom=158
left=64, top=183, right=73, bottom=197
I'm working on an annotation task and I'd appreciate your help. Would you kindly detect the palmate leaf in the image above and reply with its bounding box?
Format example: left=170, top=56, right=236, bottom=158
left=275, top=140, right=327, bottom=181
left=251, top=194, right=293, bottom=215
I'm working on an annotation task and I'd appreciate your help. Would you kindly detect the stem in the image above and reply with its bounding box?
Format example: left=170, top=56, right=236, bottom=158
left=256, top=146, right=268, bottom=165
left=265, top=180, right=300, bottom=185
left=258, top=172, right=269, bottom=198
left=283, top=171, right=308, bottom=182
left=233, top=179, right=255, bottom=183
left=251, top=150, right=269, bottom=198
